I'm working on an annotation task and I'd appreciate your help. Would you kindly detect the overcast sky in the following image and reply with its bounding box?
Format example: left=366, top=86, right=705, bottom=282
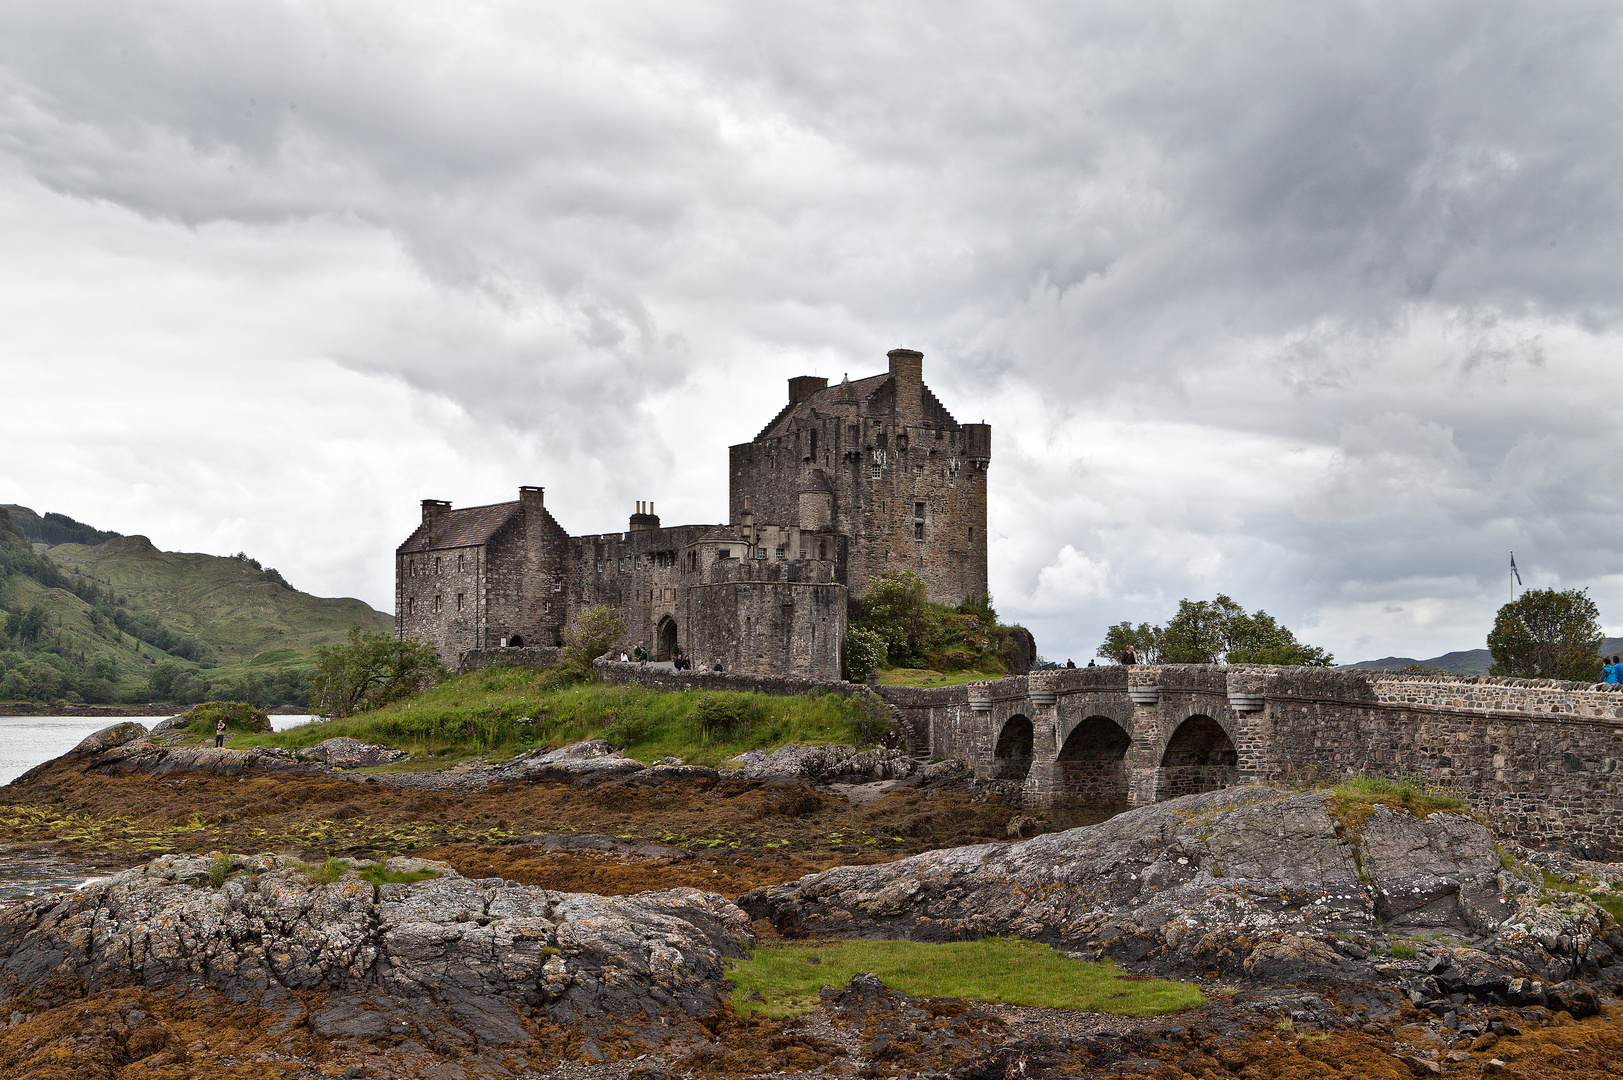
left=3, top=1, right=1621, bottom=665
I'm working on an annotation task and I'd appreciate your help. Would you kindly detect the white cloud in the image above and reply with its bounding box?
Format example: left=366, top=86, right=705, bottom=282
left=3, top=0, right=1623, bottom=666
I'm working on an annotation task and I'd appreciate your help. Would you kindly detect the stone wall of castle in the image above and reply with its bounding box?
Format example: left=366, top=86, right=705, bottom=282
left=728, top=350, right=989, bottom=607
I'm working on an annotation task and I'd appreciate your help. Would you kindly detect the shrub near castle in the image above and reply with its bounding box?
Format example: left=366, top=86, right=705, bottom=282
left=850, top=571, right=1030, bottom=682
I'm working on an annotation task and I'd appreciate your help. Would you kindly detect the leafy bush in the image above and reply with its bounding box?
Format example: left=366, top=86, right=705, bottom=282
left=843, top=627, right=887, bottom=681
left=691, top=692, right=761, bottom=736
left=558, top=604, right=626, bottom=680
left=185, top=700, right=272, bottom=738
left=310, top=627, right=448, bottom=718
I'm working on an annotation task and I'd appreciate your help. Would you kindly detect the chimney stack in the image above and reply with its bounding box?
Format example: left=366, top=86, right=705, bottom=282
left=788, top=375, right=829, bottom=405
left=888, top=348, right=924, bottom=428
left=629, top=500, right=660, bottom=532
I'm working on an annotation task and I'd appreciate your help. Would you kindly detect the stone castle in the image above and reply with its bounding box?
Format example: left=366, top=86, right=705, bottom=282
left=396, top=349, right=991, bottom=678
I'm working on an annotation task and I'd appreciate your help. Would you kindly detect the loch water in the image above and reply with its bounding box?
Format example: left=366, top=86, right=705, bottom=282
left=0, top=713, right=317, bottom=900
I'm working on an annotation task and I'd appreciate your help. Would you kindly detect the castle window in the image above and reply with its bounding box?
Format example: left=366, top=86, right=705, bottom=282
left=433, top=595, right=442, bottom=613
left=456, top=593, right=464, bottom=611
left=435, top=557, right=442, bottom=574
left=775, top=547, right=785, bottom=560
left=552, top=581, right=562, bottom=593
left=914, top=522, right=924, bottom=540
left=914, top=502, right=925, bottom=517
left=718, top=549, right=731, bottom=559
left=457, top=553, right=465, bottom=572
left=757, top=547, right=767, bottom=559
left=407, top=598, right=414, bottom=615
left=819, top=541, right=827, bottom=559
left=597, top=560, right=603, bottom=573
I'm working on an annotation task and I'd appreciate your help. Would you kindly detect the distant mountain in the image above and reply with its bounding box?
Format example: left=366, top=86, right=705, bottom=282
left=1342, top=638, right=1623, bottom=677
left=2, top=504, right=122, bottom=547
left=0, top=505, right=391, bottom=707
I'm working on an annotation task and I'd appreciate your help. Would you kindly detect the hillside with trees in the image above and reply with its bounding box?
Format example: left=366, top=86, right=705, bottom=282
left=0, top=505, right=391, bottom=708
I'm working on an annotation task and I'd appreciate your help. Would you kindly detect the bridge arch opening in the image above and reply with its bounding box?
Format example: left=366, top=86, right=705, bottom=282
left=655, top=616, right=678, bottom=661
left=1157, top=715, right=1237, bottom=801
left=992, top=715, right=1034, bottom=782
left=1057, top=716, right=1131, bottom=820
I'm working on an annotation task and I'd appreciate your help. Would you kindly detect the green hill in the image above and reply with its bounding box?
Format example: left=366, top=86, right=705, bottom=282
left=0, top=506, right=391, bottom=708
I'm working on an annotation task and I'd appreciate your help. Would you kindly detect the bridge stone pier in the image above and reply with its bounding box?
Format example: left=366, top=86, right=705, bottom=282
left=875, top=664, right=1623, bottom=858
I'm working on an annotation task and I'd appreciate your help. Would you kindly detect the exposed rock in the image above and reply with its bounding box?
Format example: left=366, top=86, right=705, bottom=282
left=742, top=786, right=1600, bottom=995
left=0, top=853, right=751, bottom=1048
left=734, top=743, right=918, bottom=784
left=307, top=737, right=409, bottom=768
left=67, top=721, right=149, bottom=756
left=498, top=740, right=649, bottom=781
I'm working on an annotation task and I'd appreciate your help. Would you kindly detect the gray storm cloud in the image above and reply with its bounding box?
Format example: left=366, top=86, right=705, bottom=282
left=1, top=0, right=1620, bottom=664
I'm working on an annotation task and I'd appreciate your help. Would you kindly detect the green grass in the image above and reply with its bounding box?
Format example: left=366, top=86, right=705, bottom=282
left=726, top=938, right=1205, bottom=1019
left=1325, top=774, right=1466, bottom=822
left=1387, top=942, right=1418, bottom=959
left=228, top=667, right=888, bottom=768
left=289, top=857, right=442, bottom=886
left=357, top=864, right=441, bottom=886
left=1540, top=873, right=1623, bottom=922
left=872, top=668, right=1002, bottom=688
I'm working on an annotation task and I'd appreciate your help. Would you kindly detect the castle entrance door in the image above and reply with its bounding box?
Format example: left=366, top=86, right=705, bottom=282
left=655, top=616, right=678, bottom=662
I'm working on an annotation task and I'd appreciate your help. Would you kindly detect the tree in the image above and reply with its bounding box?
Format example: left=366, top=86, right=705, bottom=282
left=1097, top=621, right=1163, bottom=664
left=857, top=571, right=931, bottom=663
left=843, top=627, right=887, bottom=681
left=1488, top=588, right=1604, bottom=682
left=558, top=604, right=626, bottom=678
left=309, top=626, right=449, bottom=718
left=1098, top=594, right=1333, bottom=667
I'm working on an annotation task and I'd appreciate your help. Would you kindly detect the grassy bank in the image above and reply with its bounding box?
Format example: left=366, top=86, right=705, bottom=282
left=727, top=938, right=1205, bottom=1018
left=229, top=667, right=888, bottom=767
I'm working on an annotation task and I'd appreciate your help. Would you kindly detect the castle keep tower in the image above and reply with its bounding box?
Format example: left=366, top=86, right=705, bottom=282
left=728, top=349, right=990, bottom=606
left=398, top=348, right=989, bottom=675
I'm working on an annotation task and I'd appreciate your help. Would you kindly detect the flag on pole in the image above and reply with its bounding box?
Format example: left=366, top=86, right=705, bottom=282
left=1510, top=551, right=1522, bottom=586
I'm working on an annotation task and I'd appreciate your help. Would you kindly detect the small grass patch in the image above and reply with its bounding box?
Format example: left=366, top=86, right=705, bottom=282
left=1387, top=942, right=1418, bottom=959
left=357, top=863, right=441, bottom=886
left=872, top=668, right=1002, bottom=688
left=1324, top=774, right=1468, bottom=843
left=293, top=857, right=349, bottom=885
left=726, top=938, right=1204, bottom=1019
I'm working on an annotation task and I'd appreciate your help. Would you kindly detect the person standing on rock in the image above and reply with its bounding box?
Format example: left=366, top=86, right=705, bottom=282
left=1121, top=644, right=1137, bottom=665
left=215, top=715, right=227, bottom=748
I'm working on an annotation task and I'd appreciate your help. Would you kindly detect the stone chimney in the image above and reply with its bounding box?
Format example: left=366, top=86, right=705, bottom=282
left=629, top=500, right=660, bottom=532
left=888, top=348, right=924, bottom=428
left=421, top=499, right=450, bottom=544
left=788, top=375, right=829, bottom=405
left=518, top=485, right=545, bottom=510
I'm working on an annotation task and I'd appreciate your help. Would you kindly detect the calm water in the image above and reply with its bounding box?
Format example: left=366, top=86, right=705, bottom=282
left=0, top=713, right=316, bottom=900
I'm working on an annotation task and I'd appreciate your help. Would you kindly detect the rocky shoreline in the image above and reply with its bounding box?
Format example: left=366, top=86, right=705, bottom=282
left=4, top=723, right=1623, bottom=1078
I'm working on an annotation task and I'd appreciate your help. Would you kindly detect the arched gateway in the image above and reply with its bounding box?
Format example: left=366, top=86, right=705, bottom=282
left=1057, top=716, right=1132, bottom=815
left=992, top=715, right=1034, bottom=782
left=1157, top=715, right=1238, bottom=801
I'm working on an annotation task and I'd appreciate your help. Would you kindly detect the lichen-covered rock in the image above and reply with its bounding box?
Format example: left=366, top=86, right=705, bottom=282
left=306, top=737, right=408, bottom=768
left=734, top=743, right=918, bottom=784
left=741, top=786, right=1589, bottom=994
left=0, top=854, right=751, bottom=1047
left=67, top=721, right=149, bottom=756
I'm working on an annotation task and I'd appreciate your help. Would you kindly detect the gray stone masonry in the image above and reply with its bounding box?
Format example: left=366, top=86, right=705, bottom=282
left=871, top=665, right=1623, bottom=857
left=398, top=348, right=986, bottom=678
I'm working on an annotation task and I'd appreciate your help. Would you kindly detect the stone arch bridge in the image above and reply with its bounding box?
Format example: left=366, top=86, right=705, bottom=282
left=874, top=664, right=1623, bottom=858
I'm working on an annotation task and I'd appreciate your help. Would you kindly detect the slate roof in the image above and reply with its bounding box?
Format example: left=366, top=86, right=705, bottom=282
left=756, top=373, right=890, bottom=440
left=396, top=501, right=519, bottom=554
